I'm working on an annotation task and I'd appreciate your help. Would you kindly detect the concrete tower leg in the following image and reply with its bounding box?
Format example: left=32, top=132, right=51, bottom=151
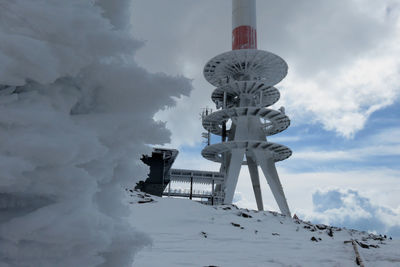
left=223, top=148, right=245, bottom=204
left=254, top=150, right=291, bottom=217
left=246, top=153, right=264, bottom=211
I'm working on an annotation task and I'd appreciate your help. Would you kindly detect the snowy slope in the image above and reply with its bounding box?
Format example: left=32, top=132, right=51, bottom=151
left=129, top=192, right=400, bottom=267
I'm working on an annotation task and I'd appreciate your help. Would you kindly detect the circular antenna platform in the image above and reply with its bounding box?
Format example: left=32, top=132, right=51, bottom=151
left=211, top=81, right=280, bottom=108
left=202, top=107, right=290, bottom=136
left=203, top=49, right=288, bottom=87
left=202, top=141, right=292, bottom=163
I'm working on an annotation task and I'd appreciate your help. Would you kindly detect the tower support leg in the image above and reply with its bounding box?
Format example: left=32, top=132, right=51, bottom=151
left=254, top=150, right=291, bottom=217
left=223, top=148, right=245, bottom=204
left=246, top=153, right=264, bottom=211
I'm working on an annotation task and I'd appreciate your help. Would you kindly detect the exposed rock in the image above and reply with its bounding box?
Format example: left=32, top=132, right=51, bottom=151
left=138, top=199, right=154, bottom=204
left=373, top=236, right=385, bottom=241
left=356, top=241, right=370, bottom=249
left=327, top=228, right=333, bottom=237
left=238, top=212, right=252, bottom=218
left=304, top=225, right=317, bottom=232
left=311, top=236, right=318, bottom=242
left=231, top=222, right=241, bottom=228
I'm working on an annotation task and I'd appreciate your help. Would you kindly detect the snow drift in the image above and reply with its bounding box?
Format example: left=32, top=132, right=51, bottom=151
left=130, top=191, right=400, bottom=267
left=0, top=0, right=191, bottom=266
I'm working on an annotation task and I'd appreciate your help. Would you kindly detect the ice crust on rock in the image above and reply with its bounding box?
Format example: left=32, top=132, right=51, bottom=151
left=0, top=1, right=191, bottom=266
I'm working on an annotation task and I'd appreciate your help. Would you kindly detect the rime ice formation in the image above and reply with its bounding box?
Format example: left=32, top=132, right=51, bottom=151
left=0, top=1, right=191, bottom=266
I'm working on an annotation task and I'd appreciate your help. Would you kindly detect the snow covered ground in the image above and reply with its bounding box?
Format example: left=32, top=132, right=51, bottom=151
left=129, top=192, right=400, bottom=267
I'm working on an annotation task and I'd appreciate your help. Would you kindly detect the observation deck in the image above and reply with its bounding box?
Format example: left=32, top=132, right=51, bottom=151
left=201, top=48, right=292, bottom=215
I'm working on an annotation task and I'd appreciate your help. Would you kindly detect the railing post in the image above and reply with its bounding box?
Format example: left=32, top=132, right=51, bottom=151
left=211, top=179, right=215, bottom=205
left=189, top=174, right=193, bottom=200
left=223, top=92, right=227, bottom=109
left=222, top=121, right=227, bottom=142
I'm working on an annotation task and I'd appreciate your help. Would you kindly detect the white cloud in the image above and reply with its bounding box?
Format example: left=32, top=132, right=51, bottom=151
left=290, top=126, right=400, bottom=162
left=302, top=188, right=400, bottom=237
left=365, top=127, right=400, bottom=145
left=281, top=41, right=400, bottom=138
left=293, top=144, right=400, bottom=162
left=227, top=166, right=400, bottom=232
left=271, top=0, right=400, bottom=138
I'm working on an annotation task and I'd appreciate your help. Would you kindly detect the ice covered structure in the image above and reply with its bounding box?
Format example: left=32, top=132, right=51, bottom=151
left=0, top=0, right=191, bottom=266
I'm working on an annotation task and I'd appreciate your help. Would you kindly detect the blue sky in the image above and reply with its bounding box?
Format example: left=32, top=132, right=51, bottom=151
left=275, top=102, right=400, bottom=172
left=131, top=0, right=400, bottom=237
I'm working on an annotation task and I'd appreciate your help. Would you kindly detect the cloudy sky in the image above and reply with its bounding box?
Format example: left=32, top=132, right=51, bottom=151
left=130, top=0, right=400, bottom=237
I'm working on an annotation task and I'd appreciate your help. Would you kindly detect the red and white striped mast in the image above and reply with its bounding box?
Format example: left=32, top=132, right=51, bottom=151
left=232, top=0, right=257, bottom=50
left=201, top=0, right=292, bottom=216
